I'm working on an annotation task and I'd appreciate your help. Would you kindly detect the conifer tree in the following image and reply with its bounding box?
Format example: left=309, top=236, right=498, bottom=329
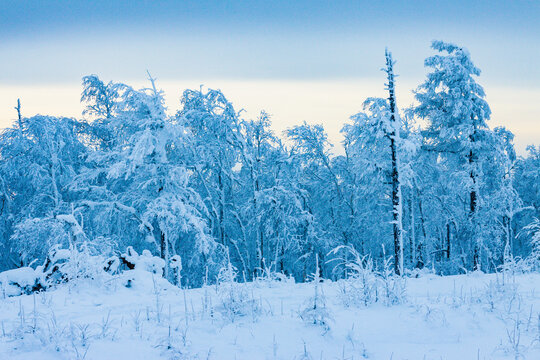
left=414, top=41, right=491, bottom=270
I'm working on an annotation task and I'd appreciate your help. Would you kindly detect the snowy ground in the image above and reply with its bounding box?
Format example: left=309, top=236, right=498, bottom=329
left=0, top=271, right=539, bottom=360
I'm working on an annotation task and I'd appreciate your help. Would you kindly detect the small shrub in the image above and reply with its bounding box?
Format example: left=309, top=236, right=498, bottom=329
left=216, top=257, right=259, bottom=322
left=299, top=254, right=333, bottom=330
left=329, top=245, right=406, bottom=307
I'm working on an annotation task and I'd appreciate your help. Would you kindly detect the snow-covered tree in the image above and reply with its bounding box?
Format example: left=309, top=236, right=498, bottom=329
left=77, top=75, right=213, bottom=281
left=177, top=88, right=244, bottom=249
left=342, top=50, right=410, bottom=274
left=239, top=112, right=311, bottom=277
left=514, top=145, right=540, bottom=218
left=286, top=123, right=345, bottom=279
left=1, top=41, right=536, bottom=283
left=414, top=40, right=491, bottom=271
left=0, top=110, right=86, bottom=268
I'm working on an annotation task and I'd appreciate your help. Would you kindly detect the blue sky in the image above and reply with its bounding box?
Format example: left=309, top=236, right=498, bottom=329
left=1, top=0, right=539, bottom=153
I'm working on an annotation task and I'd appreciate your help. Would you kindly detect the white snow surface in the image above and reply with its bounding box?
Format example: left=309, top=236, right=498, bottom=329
left=0, top=272, right=539, bottom=359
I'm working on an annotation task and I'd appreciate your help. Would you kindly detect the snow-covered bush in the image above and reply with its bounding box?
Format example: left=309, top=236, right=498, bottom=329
left=0, top=244, right=73, bottom=297
left=330, top=246, right=379, bottom=307
left=116, top=268, right=172, bottom=292
left=32, top=243, right=113, bottom=291
left=330, top=245, right=406, bottom=307
left=0, top=267, right=43, bottom=297
left=495, top=219, right=540, bottom=276
left=114, top=248, right=169, bottom=289
left=0, top=244, right=171, bottom=296
left=379, top=256, right=407, bottom=306
left=0, top=244, right=76, bottom=297
left=59, top=243, right=110, bottom=285
left=38, top=244, right=71, bottom=284
left=299, top=255, right=333, bottom=330
left=498, top=254, right=534, bottom=277
left=120, top=247, right=165, bottom=275
left=254, top=264, right=294, bottom=288
left=215, top=258, right=259, bottom=321
left=105, top=246, right=167, bottom=277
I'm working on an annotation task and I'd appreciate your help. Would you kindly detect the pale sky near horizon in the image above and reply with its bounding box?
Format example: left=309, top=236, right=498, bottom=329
left=1, top=0, right=538, bottom=154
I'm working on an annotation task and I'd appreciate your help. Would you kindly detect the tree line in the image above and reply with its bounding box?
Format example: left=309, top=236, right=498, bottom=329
left=1, top=41, right=539, bottom=285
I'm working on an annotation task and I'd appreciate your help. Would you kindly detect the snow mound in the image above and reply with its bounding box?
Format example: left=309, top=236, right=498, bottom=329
left=0, top=267, right=42, bottom=297
left=117, top=269, right=173, bottom=292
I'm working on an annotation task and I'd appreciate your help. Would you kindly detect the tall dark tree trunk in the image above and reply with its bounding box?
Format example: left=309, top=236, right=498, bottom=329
left=446, top=223, right=451, bottom=259
left=252, top=136, right=264, bottom=278
left=15, top=99, right=22, bottom=128
left=160, top=231, right=166, bottom=259
left=409, top=190, right=415, bottom=266
left=413, top=179, right=427, bottom=269
left=255, top=178, right=264, bottom=277
left=279, top=245, right=285, bottom=273
left=469, top=134, right=480, bottom=271
left=385, top=49, right=403, bottom=275
left=503, top=214, right=512, bottom=264
left=159, top=231, right=170, bottom=279
left=259, top=225, right=264, bottom=274
left=469, top=150, right=477, bottom=217
left=217, top=171, right=225, bottom=245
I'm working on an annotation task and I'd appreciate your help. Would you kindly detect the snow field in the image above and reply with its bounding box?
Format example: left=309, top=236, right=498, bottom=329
left=0, top=271, right=539, bottom=359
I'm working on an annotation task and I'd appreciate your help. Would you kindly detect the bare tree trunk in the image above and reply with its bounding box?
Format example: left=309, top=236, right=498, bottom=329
left=446, top=223, right=451, bottom=259
left=160, top=231, right=170, bottom=279
left=217, top=171, right=225, bottom=245
left=409, top=189, right=415, bottom=266
left=503, top=214, right=512, bottom=265
left=255, top=176, right=264, bottom=277
left=469, top=132, right=480, bottom=271
left=412, top=178, right=426, bottom=269
left=385, top=49, right=404, bottom=276
left=15, top=99, right=22, bottom=128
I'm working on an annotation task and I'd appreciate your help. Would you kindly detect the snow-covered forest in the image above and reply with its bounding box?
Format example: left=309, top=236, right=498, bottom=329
left=1, top=41, right=540, bottom=359
left=1, top=41, right=538, bottom=282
